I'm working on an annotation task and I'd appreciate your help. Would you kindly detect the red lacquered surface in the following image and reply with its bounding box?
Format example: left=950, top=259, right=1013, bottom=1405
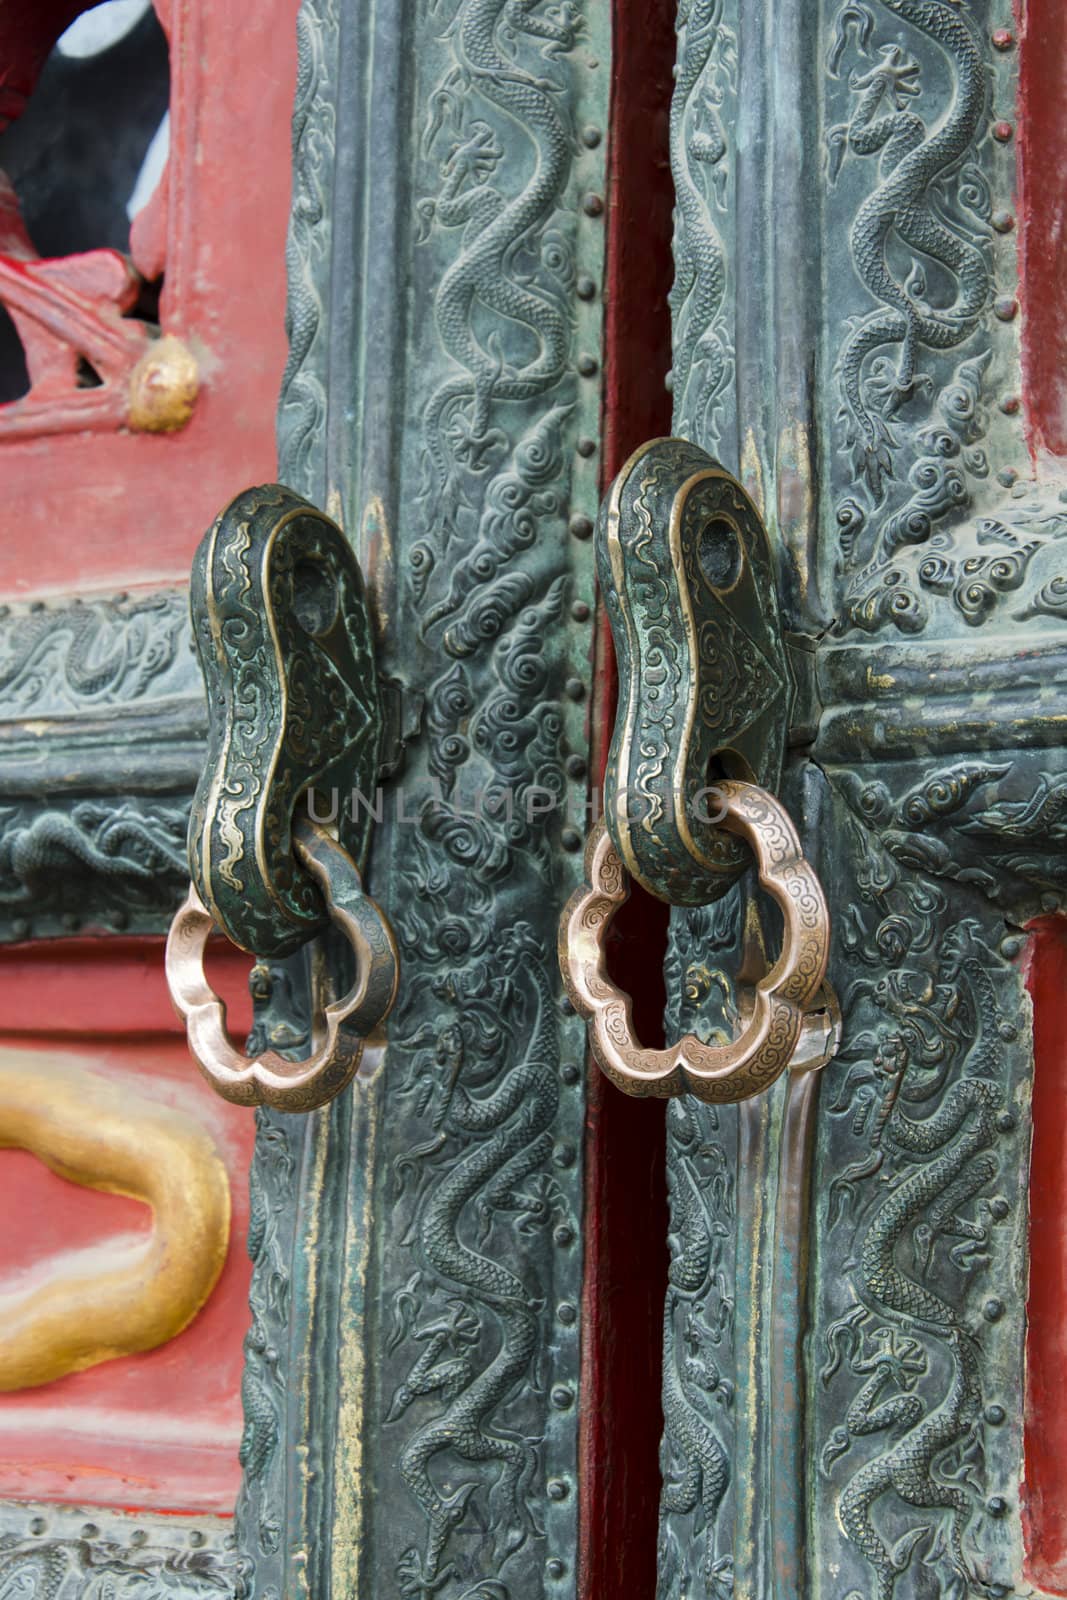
left=1018, top=0, right=1067, bottom=460
left=0, top=0, right=297, bottom=595
left=1018, top=0, right=1067, bottom=1580
left=1023, top=917, right=1067, bottom=1592
left=0, top=939, right=256, bottom=1514
left=0, top=0, right=296, bottom=1520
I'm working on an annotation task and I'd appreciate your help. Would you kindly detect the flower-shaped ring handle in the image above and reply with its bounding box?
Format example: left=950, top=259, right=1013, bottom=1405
left=559, top=782, right=836, bottom=1104
left=166, top=818, right=398, bottom=1113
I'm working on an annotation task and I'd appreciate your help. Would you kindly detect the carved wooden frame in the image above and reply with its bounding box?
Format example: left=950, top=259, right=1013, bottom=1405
left=0, top=0, right=294, bottom=1588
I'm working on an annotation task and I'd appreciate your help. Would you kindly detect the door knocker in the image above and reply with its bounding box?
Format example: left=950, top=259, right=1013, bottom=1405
left=165, top=485, right=398, bottom=1112
left=559, top=439, right=839, bottom=1104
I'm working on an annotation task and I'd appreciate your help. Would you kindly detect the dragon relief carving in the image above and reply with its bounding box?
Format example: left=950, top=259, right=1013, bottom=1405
left=816, top=771, right=1026, bottom=1600
left=825, top=0, right=1025, bottom=635
left=387, top=905, right=569, bottom=1591
left=836, top=758, right=1067, bottom=911
left=235, top=1106, right=301, bottom=1565
left=657, top=901, right=739, bottom=1600
left=668, top=0, right=735, bottom=451
left=380, top=0, right=594, bottom=1590
left=0, top=1511, right=245, bottom=1600
left=0, top=799, right=188, bottom=925
left=276, top=0, right=338, bottom=501
left=416, top=0, right=578, bottom=534
left=0, top=591, right=191, bottom=714
left=230, top=953, right=313, bottom=1585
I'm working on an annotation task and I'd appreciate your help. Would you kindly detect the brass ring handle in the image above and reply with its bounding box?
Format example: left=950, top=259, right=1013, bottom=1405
left=559, top=781, right=833, bottom=1104
left=166, top=817, right=398, bottom=1113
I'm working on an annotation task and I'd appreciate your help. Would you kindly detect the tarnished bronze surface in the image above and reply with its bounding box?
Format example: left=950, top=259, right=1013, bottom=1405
left=188, top=484, right=382, bottom=960
left=599, top=437, right=792, bottom=905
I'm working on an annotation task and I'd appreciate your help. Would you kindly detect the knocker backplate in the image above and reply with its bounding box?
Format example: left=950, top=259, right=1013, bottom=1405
left=598, top=437, right=793, bottom=905
left=188, top=485, right=382, bottom=958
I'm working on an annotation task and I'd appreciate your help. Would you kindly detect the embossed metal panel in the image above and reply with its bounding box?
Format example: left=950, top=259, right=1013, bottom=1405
left=655, top=2, right=1067, bottom=1598
left=232, top=1, right=611, bottom=1596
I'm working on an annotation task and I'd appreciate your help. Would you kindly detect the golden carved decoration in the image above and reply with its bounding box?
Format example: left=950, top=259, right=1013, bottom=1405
left=127, top=333, right=200, bottom=433
left=0, top=1049, right=230, bottom=1390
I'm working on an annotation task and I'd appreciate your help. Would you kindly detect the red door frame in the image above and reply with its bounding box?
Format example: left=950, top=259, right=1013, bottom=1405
left=1019, top=0, right=1067, bottom=1584
left=579, top=3, right=675, bottom=1591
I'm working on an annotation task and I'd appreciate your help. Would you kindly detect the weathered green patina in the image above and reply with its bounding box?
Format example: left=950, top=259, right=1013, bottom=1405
left=232, top=1, right=612, bottom=1596
left=657, top=4, right=1067, bottom=1600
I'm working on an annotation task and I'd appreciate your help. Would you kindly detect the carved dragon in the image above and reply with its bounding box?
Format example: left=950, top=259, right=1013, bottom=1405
left=830, top=0, right=989, bottom=499
left=419, top=0, right=575, bottom=520
left=660, top=1100, right=733, bottom=1598
left=377, top=0, right=589, bottom=1586
left=823, top=896, right=1011, bottom=1598
left=668, top=0, right=733, bottom=447
left=0, top=592, right=187, bottom=709
left=658, top=904, right=739, bottom=1598
left=391, top=923, right=561, bottom=1590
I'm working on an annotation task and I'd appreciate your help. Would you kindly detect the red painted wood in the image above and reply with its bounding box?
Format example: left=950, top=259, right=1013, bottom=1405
left=0, top=936, right=253, bottom=1038
left=1017, top=4, right=1067, bottom=1582
left=1018, top=0, right=1067, bottom=459
left=1023, top=917, right=1067, bottom=1592
left=578, top=2, right=674, bottom=1593
left=0, top=0, right=297, bottom=1519
left=0, top=0, right=298, bottom=594
left=0, top=941, right=257, bottom=1515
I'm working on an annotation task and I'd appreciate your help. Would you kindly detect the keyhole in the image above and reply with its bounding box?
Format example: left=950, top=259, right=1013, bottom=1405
left=697, top=516, right=742, bottom=593
left=291, top=558, right=338, bottom=636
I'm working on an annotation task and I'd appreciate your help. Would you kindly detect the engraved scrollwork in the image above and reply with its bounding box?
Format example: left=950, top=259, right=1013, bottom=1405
left=188, top=484, right=382, bottom=958
left=559, top=789, right=830, bottom=1104
left=598, top=439, right=791, bottom=905
left=1017, top=570, right=1067, bottom=621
